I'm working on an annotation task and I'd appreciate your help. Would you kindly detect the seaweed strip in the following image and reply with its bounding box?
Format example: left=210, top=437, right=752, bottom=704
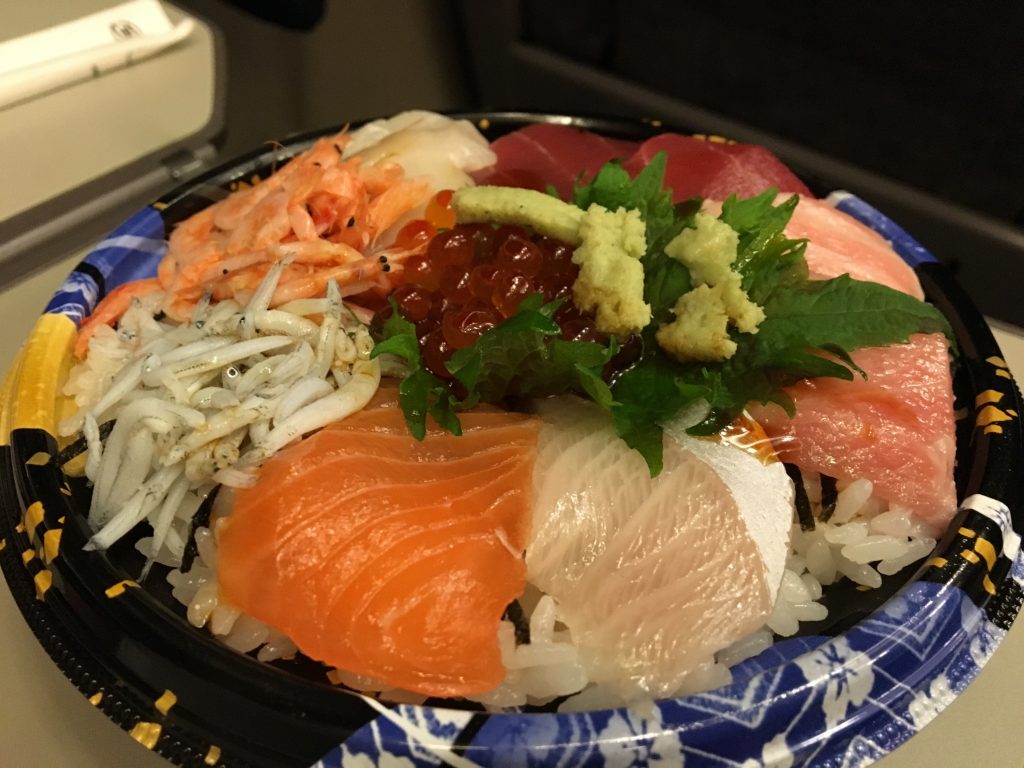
left=179, top=486, right=217, bottom=573
left=784, top=463, right=815, bottom=531
left=502, top=599, right=530, bottom=645
left=819, top=474, right=839, bottom=522
left=56, top=419, right=115, bottom=466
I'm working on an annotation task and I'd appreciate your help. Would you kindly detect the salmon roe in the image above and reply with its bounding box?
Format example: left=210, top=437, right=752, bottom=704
left=388, top=221, right=606, bottom=378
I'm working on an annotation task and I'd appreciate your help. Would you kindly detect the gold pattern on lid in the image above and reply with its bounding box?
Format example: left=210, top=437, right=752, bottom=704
left=204, top=745, right=222, bottom=765
left=977, top=405, right=1013, bottom=427
left=21, top=548, right=35, bottom=565
left=43, top=528, right=61, bottom=564
left=986, top=356, right=1008, bottom=368
left=152, top=201, right=168, bottom=211
left=15, top=522, right=24, bottom=533
left=26, top=451, right=50, bottom=466
left=0, top=538, right=5, bottom=551
left=961, top=549, right=980, bottom=565
left=975, top=390, right=1004, bottom=406
left=974, top=538, right=997, bottom=570
left=23, top=501, right=44, bottom=543
left=155, top=690, right=177, bottom=715
left=62, top=452, right=86, bottom=477
left=856, top=584, right=873, bottom=591
left=649, top=119, right=663, bottom=127
left=1010, top=410, right=1019, bottom=417
left=105, top=579, right=140, bottom=598
left=983, top=575, right=997, bottom=595
left=88, top=692, right=104, bottom=706
left=58, top=516, right=65, bottom=524
left=34, top=570, right=52, bottom=599
left=996, top=370, right=1012, bottom=379
left=129, top=721, right=162, bottom=750
left=60, top=485, right=72, bottom=496
left=691, top=133, right=734, bottom=144
left=927, top=557, right=949, bottom=569
left=478, top=118, right=490, bottom=130
left=984, top=425, right=1004, bottom=435
left=958, top=527, right=977, bottom=539
left=326, top=669, right=343, bottom=685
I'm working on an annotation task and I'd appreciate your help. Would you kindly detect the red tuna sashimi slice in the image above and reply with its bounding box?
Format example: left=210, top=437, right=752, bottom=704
left=217, top=390, right=541, bottom=696
left=621, top=134, right=812, bottom=201
left=786, top=197, right=925, bottom=299
left=472, top=123, right=639, bottom=201
left=751, top=333, right=956, bottom=527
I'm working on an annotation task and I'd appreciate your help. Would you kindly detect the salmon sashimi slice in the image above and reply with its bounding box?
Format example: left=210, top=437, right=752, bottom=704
left=216, top=391, right=541, bottom=696
left=528, top=398, right=793, bottom=701
left=751, top=333, right=956, bottom=528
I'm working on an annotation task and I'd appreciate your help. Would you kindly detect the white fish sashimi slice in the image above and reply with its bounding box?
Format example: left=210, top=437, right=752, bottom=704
left=527, top=397, right=793, bottom=700
left=527, top=399, right=665, bottom=596
left=665, top=416, right=794, bottom=597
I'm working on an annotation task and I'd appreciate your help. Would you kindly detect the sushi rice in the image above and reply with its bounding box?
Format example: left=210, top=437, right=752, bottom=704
left=157, top=474, right=936, bottom=712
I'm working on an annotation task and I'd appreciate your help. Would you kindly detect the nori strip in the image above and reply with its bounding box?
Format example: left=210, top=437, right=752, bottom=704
left=56, top=419, right=115, bottom=466
left=784, top=463, right=815, bottom=531
left=502, top=599, right=530, bottom=645
left=819, top=474, right=839, bottom=522
left=180, top=486, right=218, bottom=573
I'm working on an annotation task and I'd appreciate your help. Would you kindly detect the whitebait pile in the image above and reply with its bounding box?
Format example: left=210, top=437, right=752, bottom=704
left=60, top=258, right=386, bottom=577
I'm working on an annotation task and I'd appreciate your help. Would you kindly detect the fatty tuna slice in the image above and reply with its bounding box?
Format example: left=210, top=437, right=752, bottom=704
left=785, top=196, right=925, bottom=299
left=750, top=197, right=956, bottom=525
left=751, top=333, right=956, bottom=528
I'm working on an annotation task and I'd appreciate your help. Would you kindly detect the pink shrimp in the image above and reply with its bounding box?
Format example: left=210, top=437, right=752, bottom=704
left=74, top=278, right=164, bottom=359
left=358, top=161, right=404, bottom=195
left=271, top=259, right=383, bottom=305
left=148, top=124, right=451, bottom=320
left=213, top=132, right=352, bottom=231
left=161, top=207, right=221, bottom=289
left=226, top=189, right=292, bottom=254
left=365, top=179, right=433, bottom=239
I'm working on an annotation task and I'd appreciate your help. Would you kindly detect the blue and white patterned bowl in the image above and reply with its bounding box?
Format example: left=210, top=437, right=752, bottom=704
left=1, top=113, right=1021, bottom=768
